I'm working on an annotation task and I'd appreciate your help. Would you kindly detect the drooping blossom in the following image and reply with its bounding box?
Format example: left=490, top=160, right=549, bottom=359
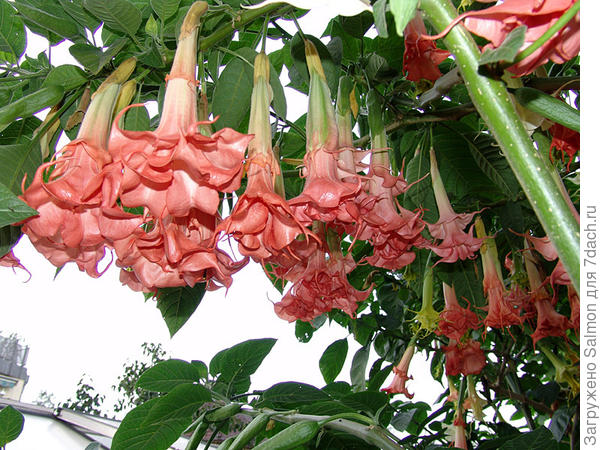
left=457, top=0, right=580, bottom=76
left=538, top=343, right=580, bottom=394
left=219, top=53, right=315, bottom=264
left=437, top=283, right=480, bottom=341
left=428, top=148, right=483, bottom=264
left=355, top=92, right=429, bottom=270
left=549, top=123, right=579, bottom=169
left=106, top=2, right=251, bottom=220
left=273, top=224, right=371, bottom=322
left=20, top=60, right=143, bottom=277
left=403, top=12, right=451, bottom=82
left=382, top=343, right=415, bottom=398
left=523, top=233, right=572, bottom=289
left=465, top=375, right=485, bottom=422
left=288, top=41, right=361, bottom=228
left=451, top=415, right=468, bottom=450
left=524, top=242, right=570, bottom=346
left=477, top=219, right=523, bottom=329
left=414, top=266, right=440, bottom=333
left=443, top=339, right=486, bottom=376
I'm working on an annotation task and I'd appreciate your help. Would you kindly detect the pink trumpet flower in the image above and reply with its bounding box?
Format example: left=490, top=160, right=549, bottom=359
left=437, top=283, right=480, bottom=341
left=382, top=343, right=416, bottom=398
left=428, top=148, right=483, bottom=264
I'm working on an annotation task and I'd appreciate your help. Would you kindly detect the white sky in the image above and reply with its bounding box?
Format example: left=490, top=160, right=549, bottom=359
left=1, top=5, right=443, bottom=416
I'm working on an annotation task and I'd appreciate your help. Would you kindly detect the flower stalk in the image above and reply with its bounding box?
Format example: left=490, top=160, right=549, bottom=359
left=419, top=0, right=580, bottom=292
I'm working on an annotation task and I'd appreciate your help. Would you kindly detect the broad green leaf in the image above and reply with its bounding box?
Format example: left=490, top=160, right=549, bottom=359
left=548, top=408, right=571, bottom=442
left=0, top=182, right=37, bottom=228
left=69, top=43, right=102, bottom=71
left=340, top=391, right=388, bottom=416
left=0, top=117, right=41, bottom=145
left=150, top=0, right=180, bottom=21
left=123, top=104, right=151, bottom=131
left=437, top=259, right=485, bottom=307
left=390, top=0, right=418, bottom=36
left=405, top=149, right=437, bottom=223
left=136, top=359, right=201, bottom=393
left=155, top=283, right=206, bottom=337
left=257, top=382, right=331, bottom=410
left=212, top=49, right=254, bottom=130
left=191, top=360, right=208, bottom=380
left=209, top=338, right=276, bottom=396
left=350, top=345, right=370, bottom=391
left=501, top=426, right=558, bottom=450
left=0, top=143, right=42, bottom=194
left=319, top=338, right=348, bottom=385
left=390, top=403, right=430, bottom=433
left=338, top=11, right=373, bottom=39
left=144, top=14, right=158, bottom=37
left=480, top=26, right=526, bottom=66
left=0, top=86, right=64, bottom=133
left=58, top=0, right=101, bottom=31
left=83, top=0, right=142, bottom=38
left=0, top=406, right=24, bottom=446
left=42, top=65, right=88, bottom=91
left=142, top=383, right=211, bottom=426
left=0, top=0, right=26, bottom=63
left=14, top=0, right=83, bottom=42
left=372, top=0, right=388, bottom=38
left=111, top=397, right=191, bottom=450
left=0, top=225, right=21, bottom=256
left=295, top=319, right=316, bottom=343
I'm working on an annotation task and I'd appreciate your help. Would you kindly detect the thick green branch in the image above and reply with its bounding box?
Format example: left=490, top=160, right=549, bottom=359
left=419, top=0, right=580, bottom=292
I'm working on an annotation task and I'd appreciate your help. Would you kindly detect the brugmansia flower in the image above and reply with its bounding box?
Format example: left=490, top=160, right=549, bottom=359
left=219, top=53, right=314, bottom=263
left=524, top=243, right=570, bottom=345
left=403, top=12, right=451, bottom=82
left=477, top=219, right=522, bottom=329
left=443, top=339, right=486, bottom=376
left=0, top=250, right=30, bottom=279
left=382, top=343, right=416, bottom=398
left=358, top=91, right=428, bottom=270
left=549, top=123, right=579, bottom=169
left=462, top=0, right=580, bottom=76
left=451, top=415, right=468, bottom=450
left=273, top=224, right=371, bottom=322
left=437, top=283, right=480, bottom=341
left=289, top=40, right=361, bottom=228
left=20, top=59, right=142, bottom=277
left=414, top=266, right=440, bottom=333
left=428, top=148, right=483, bottom=264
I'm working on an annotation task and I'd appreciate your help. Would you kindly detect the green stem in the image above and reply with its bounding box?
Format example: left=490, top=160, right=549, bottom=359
left=419, top=0, right=580, bottom=293
left=198, top=4, right=291, bottom=51
left=512, top=0, right=580, bottom=65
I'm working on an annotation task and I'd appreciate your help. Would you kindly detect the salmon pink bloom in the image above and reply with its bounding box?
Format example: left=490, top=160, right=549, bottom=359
left=437, top=283, right=480, bottom=341
left=462, top=0, right=580, bottom=76
left=451, top=415, right=468, bottom=450
left=20, top=64, right=142, bottom=277
left=477, top=219, right=522, bottom=329
left=289, top=41, right=361, bottom=228
left=403, top=12, right=451, bottom=82
left=273, top=225, right=371, bottom=322
left=107, top=2, right=251, bottom=219
left=0, top=249, right=30, bottom=279
left=443, top=339, right=486, bottom=376
left=549, top=123, right=579, bottom=169
left=382, top=343, right=415, bottom=398
left=428, top=149, right=483, bottom=264
left=219, top=53, right=314, bottom=263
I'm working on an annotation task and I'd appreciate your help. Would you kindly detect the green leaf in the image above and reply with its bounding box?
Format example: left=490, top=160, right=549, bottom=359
left=350, top=345, right=370, bottom=391
left=0, top=86, right=64, bottom=133
left=338, top=11, right=373, bottom=39
left=155, top=283, right=206, bottom=337
left=0, top=143, right=42, bottom=194
left=0, top=0, right=26, bottom=63
left=111, top=397, right=191, bottom=450
left=0, top=116, right=41, bottom=145
left=340, top=391, right=388, bottom=416
left=150, top=0, right=180, bottom=21
left=124, top=104, right=151, bottom=131
left=549, top=408, right=571, bottom=442
left=390, top=403, right=429, bottom=433
left=480, top=26, right=526, bottom=66
left=58, top=0, right=101, bottom=31
left=209, top=338, right=276, bottom=397
left=405, top=149, right=437, bottom=223
left=212, top=49, right=254, bottom=130
left=0, top=225, right=22, bottom=256
left=14, top=0, right=83, bottom=42
left=42, top=65, right=88, bottom=91
left=142, top=383, right=211, bottom=427
left=513, top=87, right=580, bottom=132
left=136, top=359, right=200, bottom=393
left=0, top=406, right=24, bottom=446
left=83, top=0, right=142, bottom=38
left=390, top=0, right=418, bottom=36
left=500, top=427, right=558, bottom=450
left=0, top=182, right=37, bottom=227
left=258, top=382, right=331, bottom=410
left=69, top=43, right=102, bottom=71
left=319, top=338, right=348, bottom=385
left=372, top=0, right=388, bottom=38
